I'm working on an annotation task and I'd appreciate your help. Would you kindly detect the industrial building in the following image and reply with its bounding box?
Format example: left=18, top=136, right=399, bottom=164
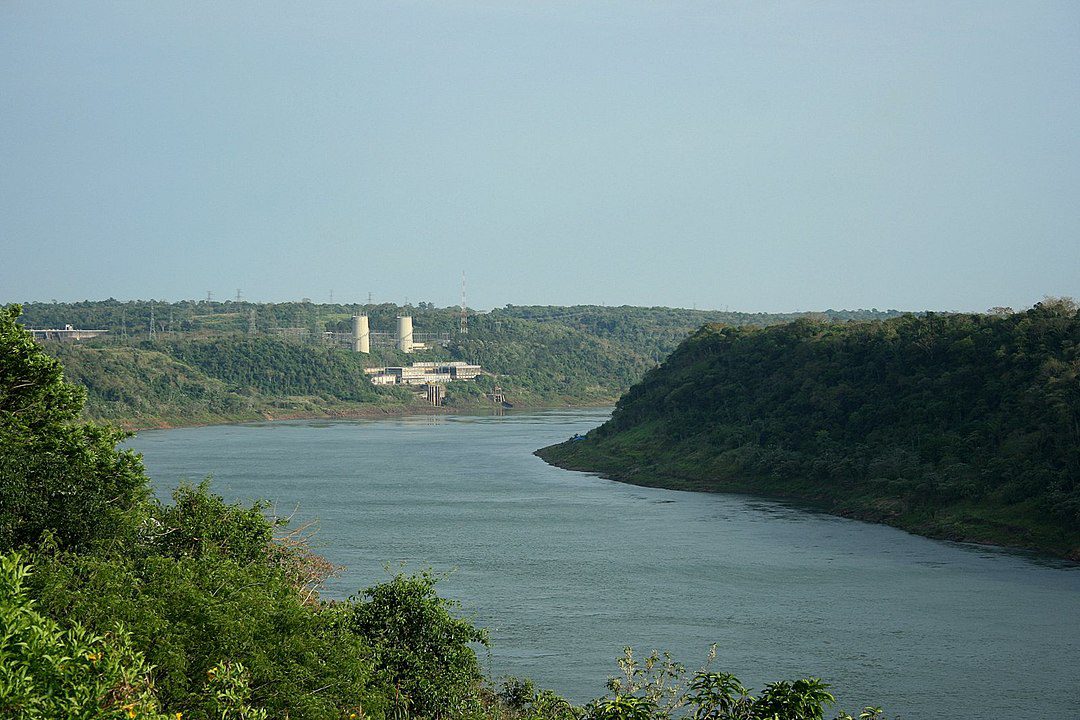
left=28, top=325, right=108, bottom=343
left=364, top=361, right=483, bottom=386
left=28, top=325, right=108, bottom=341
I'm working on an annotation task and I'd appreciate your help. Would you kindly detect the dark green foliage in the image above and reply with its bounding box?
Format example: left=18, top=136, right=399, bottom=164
left=26, top=483, right=385, bottom=719
left=540, top=301, right=1080, bottom=557
left=749, top=679, right=836, bottom=720
left=349, top=571, right=489, bottom=719
left=499, top=305, right=903, bottom=365
left=0, top=305, right=148, bottom=550
left=451, top=315, right=650, bottom=404
left=584, top=695, right=658, bottom=720
left=575, top=645, right=875, bottom=720
left=0, top=554, right=169, bottom=720
left=158, top=336, right=383, bottom=403
left=152, top=480, right=274, bottom=564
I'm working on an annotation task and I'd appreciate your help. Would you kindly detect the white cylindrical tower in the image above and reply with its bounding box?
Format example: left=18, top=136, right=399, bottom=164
left=352, top=315, right=370, bottom=353
left=396, top=315, right=414, bottom=353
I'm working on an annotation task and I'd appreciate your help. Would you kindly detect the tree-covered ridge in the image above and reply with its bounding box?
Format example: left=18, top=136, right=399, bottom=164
left=500, top=305, right=904, bottom=363
left=1, top=304, right=889, bottom=718
left=157, top=336, right=385, bottom=402
left=538, top=301, right=1080, bottom=558
left=17, top=300, right=903, bottom=341
left=450, top=314, right=651, bottom=404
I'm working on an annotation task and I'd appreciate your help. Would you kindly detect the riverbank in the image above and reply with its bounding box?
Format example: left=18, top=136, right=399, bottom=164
left=103, top=397, right=619, bottom=432
left=535, top=440, right=1080, bottom=562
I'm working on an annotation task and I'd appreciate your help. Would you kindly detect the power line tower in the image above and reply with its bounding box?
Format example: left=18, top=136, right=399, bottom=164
left=248, top=309, right=257, bottom=336
left=148, top=305, right=155, bottom=341
left=235, top=288, right=242, bottom=303
left=459, top=271, right=468, bottom=335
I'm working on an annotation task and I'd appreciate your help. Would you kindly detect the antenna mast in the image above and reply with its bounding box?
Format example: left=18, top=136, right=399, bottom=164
left=460, top=271, right=468, bottom=335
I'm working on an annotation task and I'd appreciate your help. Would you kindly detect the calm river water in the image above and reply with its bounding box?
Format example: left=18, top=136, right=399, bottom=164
left=126, top=409, right=1079, bottom=719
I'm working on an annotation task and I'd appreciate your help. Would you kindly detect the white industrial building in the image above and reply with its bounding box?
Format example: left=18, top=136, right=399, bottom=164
left=366, top=361, right=483, bottom=386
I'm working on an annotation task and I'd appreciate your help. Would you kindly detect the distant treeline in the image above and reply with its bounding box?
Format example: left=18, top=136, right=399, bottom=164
left=539, top=300, right=1080, bottom=558
left=18, top=300, right=907, bottom=427
left=18, top=299, right=903, bottom=347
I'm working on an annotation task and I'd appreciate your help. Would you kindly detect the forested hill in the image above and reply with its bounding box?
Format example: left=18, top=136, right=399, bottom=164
left=538, top=300, right=1080, bottom=559
left=499, top=305, right=903, bottom=362
left=16, top=300, right=903, bottom=428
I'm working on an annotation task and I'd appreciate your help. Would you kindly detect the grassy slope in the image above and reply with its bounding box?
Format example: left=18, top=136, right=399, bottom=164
left=50, top=343, right=422, bottom=429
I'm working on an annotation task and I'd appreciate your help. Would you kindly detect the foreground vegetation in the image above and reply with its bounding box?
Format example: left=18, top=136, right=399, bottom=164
left=0, top=305, right=887, bottom=717
left=18, top=300, right=901, bottom=428
left=538, top=301, right=1080, bottom=559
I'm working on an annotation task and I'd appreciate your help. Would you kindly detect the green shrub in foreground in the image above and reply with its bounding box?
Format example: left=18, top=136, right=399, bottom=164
left=349, top=571, right=489, bottom=720
left=26, top=484, right=386, bottom=720
left=0, top=553, right=166, bottom=720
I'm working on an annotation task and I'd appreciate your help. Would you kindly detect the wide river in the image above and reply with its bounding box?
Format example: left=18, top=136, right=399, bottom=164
left=126, top=408, right=1079, bottom=719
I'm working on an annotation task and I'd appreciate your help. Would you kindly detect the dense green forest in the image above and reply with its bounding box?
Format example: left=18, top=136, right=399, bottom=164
left=0, top=306, right=888, bottom=718
left=17, top=300, right=902, bottom=428
left=538, top=301, right=1080, bottom=559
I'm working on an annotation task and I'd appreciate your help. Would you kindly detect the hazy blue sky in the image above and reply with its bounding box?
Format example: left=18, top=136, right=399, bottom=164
left=2, top=1, right=1078, bottom=312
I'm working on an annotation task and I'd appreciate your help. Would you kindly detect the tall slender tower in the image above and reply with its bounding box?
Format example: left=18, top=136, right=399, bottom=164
left=397, top=316, right=414, bottom=353
left=460, top=271, right=468, bottom=335
left=352, top=315, right=370, bottom=353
